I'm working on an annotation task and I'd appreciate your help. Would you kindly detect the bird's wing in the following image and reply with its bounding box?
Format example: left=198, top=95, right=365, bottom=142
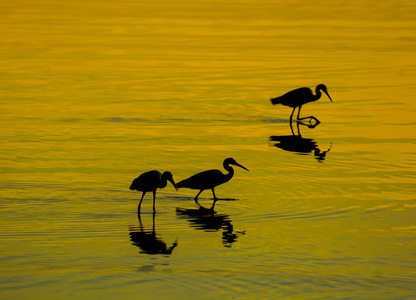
left=177, top=169, right=224, bottom=190
left=273, top=87, right=313, bottom=107
left=130, top=170, right=161, bottom=191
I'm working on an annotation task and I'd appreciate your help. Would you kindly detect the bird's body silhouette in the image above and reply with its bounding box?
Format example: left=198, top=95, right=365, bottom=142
left=270, top=84, right=332, bottom=123
left=129, top=170, right=177, bottom=213
left=176, top=158, right=248, bottom=210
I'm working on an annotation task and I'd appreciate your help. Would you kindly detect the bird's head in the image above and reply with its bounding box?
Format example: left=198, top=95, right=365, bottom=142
left=317, top=84, right=332, bottom=102
left=162, top=171, right=178, bottom=190
left=224, top=157, right=249, bottom=171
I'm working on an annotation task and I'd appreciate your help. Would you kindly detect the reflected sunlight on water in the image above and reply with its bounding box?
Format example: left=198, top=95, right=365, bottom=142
left=1, top=0, right=416, bottom=299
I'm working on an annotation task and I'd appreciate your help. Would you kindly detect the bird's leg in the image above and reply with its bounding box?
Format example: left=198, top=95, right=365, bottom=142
left=194, top=190, right=203, bottom=206
left=289, top=107, right=296, bottom=124
left=296, top=105, right=302, bottom=120
left=152, top=211, right=156, bottom=233
left=210, top=189, right=218, bottom=210
left=308, top=116, right=321, bottom=125
left=194, top=190, right=203, bottom=200
left=137, top=212, right=143, bottom=225
left=298, top=116, right=321, bottom=126
left=211, top=188, right=218, bottom=200
left=138, top=191, right=146, bottom=213
left=298, top=119, right=320, bottom=128
left=296, top=105, right=321, bottom=125
left=296, top=105, right=313, bottom=122
left=289, top=121, right=296, bottom=135
left=152, top=190, right=156, bottom=213
left=289, top=121, right=301, bottom=136
left=211, top=201, right=217, bottom=210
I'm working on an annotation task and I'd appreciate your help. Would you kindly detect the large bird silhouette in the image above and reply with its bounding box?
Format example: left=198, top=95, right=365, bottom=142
left=129, top=170, right=177, bottom=213
left=270, top=84, right=332, bottom=124
left=176, top=158, right=249, bottom=210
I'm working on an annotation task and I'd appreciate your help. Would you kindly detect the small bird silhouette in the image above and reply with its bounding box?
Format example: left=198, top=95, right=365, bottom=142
left=176, top=158, right=249, bottom=210
left=129, top=170, right=177, bottom=213
left=270, top=84, right=332, bottom=124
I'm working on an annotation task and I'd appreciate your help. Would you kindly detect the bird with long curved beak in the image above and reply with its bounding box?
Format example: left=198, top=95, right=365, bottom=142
left=130, top=170, right=177, bottom=213
left=176, top=158, right=249, bottom=210
left=271, top=84, right=333, bottom=124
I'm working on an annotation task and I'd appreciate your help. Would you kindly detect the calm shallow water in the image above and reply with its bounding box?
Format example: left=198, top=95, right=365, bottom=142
left=1, top=0, right=415, bottom=299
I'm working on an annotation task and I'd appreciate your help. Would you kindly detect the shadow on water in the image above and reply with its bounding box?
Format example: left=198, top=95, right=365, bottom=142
left=129, top=213, right=178, bottom=255
left=176, top=206, right=245, bottom=247
left=270, top=121, right=332, bottom=162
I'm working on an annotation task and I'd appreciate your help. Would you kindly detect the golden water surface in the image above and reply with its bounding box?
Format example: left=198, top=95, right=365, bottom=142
left=1, top=0, right=415, bottom=299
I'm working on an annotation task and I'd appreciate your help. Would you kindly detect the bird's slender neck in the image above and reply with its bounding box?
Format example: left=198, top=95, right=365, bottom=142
left=314, top=86, right=323, bottom=101
left=223, top=163, right=235, bottom=181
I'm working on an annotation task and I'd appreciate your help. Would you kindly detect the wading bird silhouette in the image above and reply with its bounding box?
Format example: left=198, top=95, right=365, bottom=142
left=270, top=84, right=332, bottom=124
left=129, top=170, right=177, bottom=213
left=176, top=158, right=249, bottom=210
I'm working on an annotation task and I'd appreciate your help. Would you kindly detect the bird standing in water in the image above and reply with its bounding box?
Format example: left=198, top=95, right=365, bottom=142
left=270, top=84, right=332, bottom=124
left=176, top=158, right=249, bottom=210
left=130, top=170, right=177, bottom=213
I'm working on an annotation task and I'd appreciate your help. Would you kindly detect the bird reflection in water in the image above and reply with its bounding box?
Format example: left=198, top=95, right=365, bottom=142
left=176, top=206, right=245, bottom=247
left=270, top=121, right=332, bottom=162
left=129, top=213, right=178, bottom=255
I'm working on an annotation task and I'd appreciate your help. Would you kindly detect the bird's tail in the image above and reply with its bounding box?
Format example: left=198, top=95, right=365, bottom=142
left=270, top=96, right=281, bottom=105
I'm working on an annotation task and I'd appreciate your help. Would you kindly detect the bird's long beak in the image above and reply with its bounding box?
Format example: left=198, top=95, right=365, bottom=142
left=325, top=91, right=333, bottom=102
left=169, top=179, right=178, bottom=191
left=233, top=162, right=249, bottom=171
